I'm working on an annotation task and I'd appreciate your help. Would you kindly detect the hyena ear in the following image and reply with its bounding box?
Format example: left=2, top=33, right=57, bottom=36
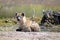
left=21, top=12, right=25, bottom=17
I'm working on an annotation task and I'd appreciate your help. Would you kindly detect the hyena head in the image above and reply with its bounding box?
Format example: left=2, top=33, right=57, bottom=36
left=15, top=12, right=24, bottom=21
left=15, top=12, right=26, bottom=24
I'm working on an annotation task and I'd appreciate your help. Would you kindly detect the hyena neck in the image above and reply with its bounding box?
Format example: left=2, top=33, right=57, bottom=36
left=23, top=16, right=27, bottom=24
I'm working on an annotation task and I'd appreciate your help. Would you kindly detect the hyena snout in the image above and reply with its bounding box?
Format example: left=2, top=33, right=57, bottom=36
left=16, top=16, right=22, bottom=21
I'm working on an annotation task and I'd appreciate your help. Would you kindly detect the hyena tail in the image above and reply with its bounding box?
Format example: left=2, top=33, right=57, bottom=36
left=30, top=8, right=35, bottom=21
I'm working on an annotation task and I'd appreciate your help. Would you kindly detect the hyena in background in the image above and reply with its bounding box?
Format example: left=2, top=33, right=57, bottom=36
left=15, top=12, right=40, bottom=32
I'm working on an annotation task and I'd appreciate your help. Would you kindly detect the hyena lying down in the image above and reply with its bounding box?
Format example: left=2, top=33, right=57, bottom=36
left=15, top=12, right=40, bottom=32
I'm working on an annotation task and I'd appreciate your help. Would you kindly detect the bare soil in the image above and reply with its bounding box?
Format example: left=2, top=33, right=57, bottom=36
left=0, top=32, right=60, bottom=40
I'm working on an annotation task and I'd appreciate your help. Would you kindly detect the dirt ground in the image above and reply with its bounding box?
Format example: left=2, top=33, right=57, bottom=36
left=0, top=32, right=60, bottom=40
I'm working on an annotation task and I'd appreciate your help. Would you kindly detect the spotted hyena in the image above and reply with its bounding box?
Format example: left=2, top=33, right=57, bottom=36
left=15, top=12, right=40, bottom=32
